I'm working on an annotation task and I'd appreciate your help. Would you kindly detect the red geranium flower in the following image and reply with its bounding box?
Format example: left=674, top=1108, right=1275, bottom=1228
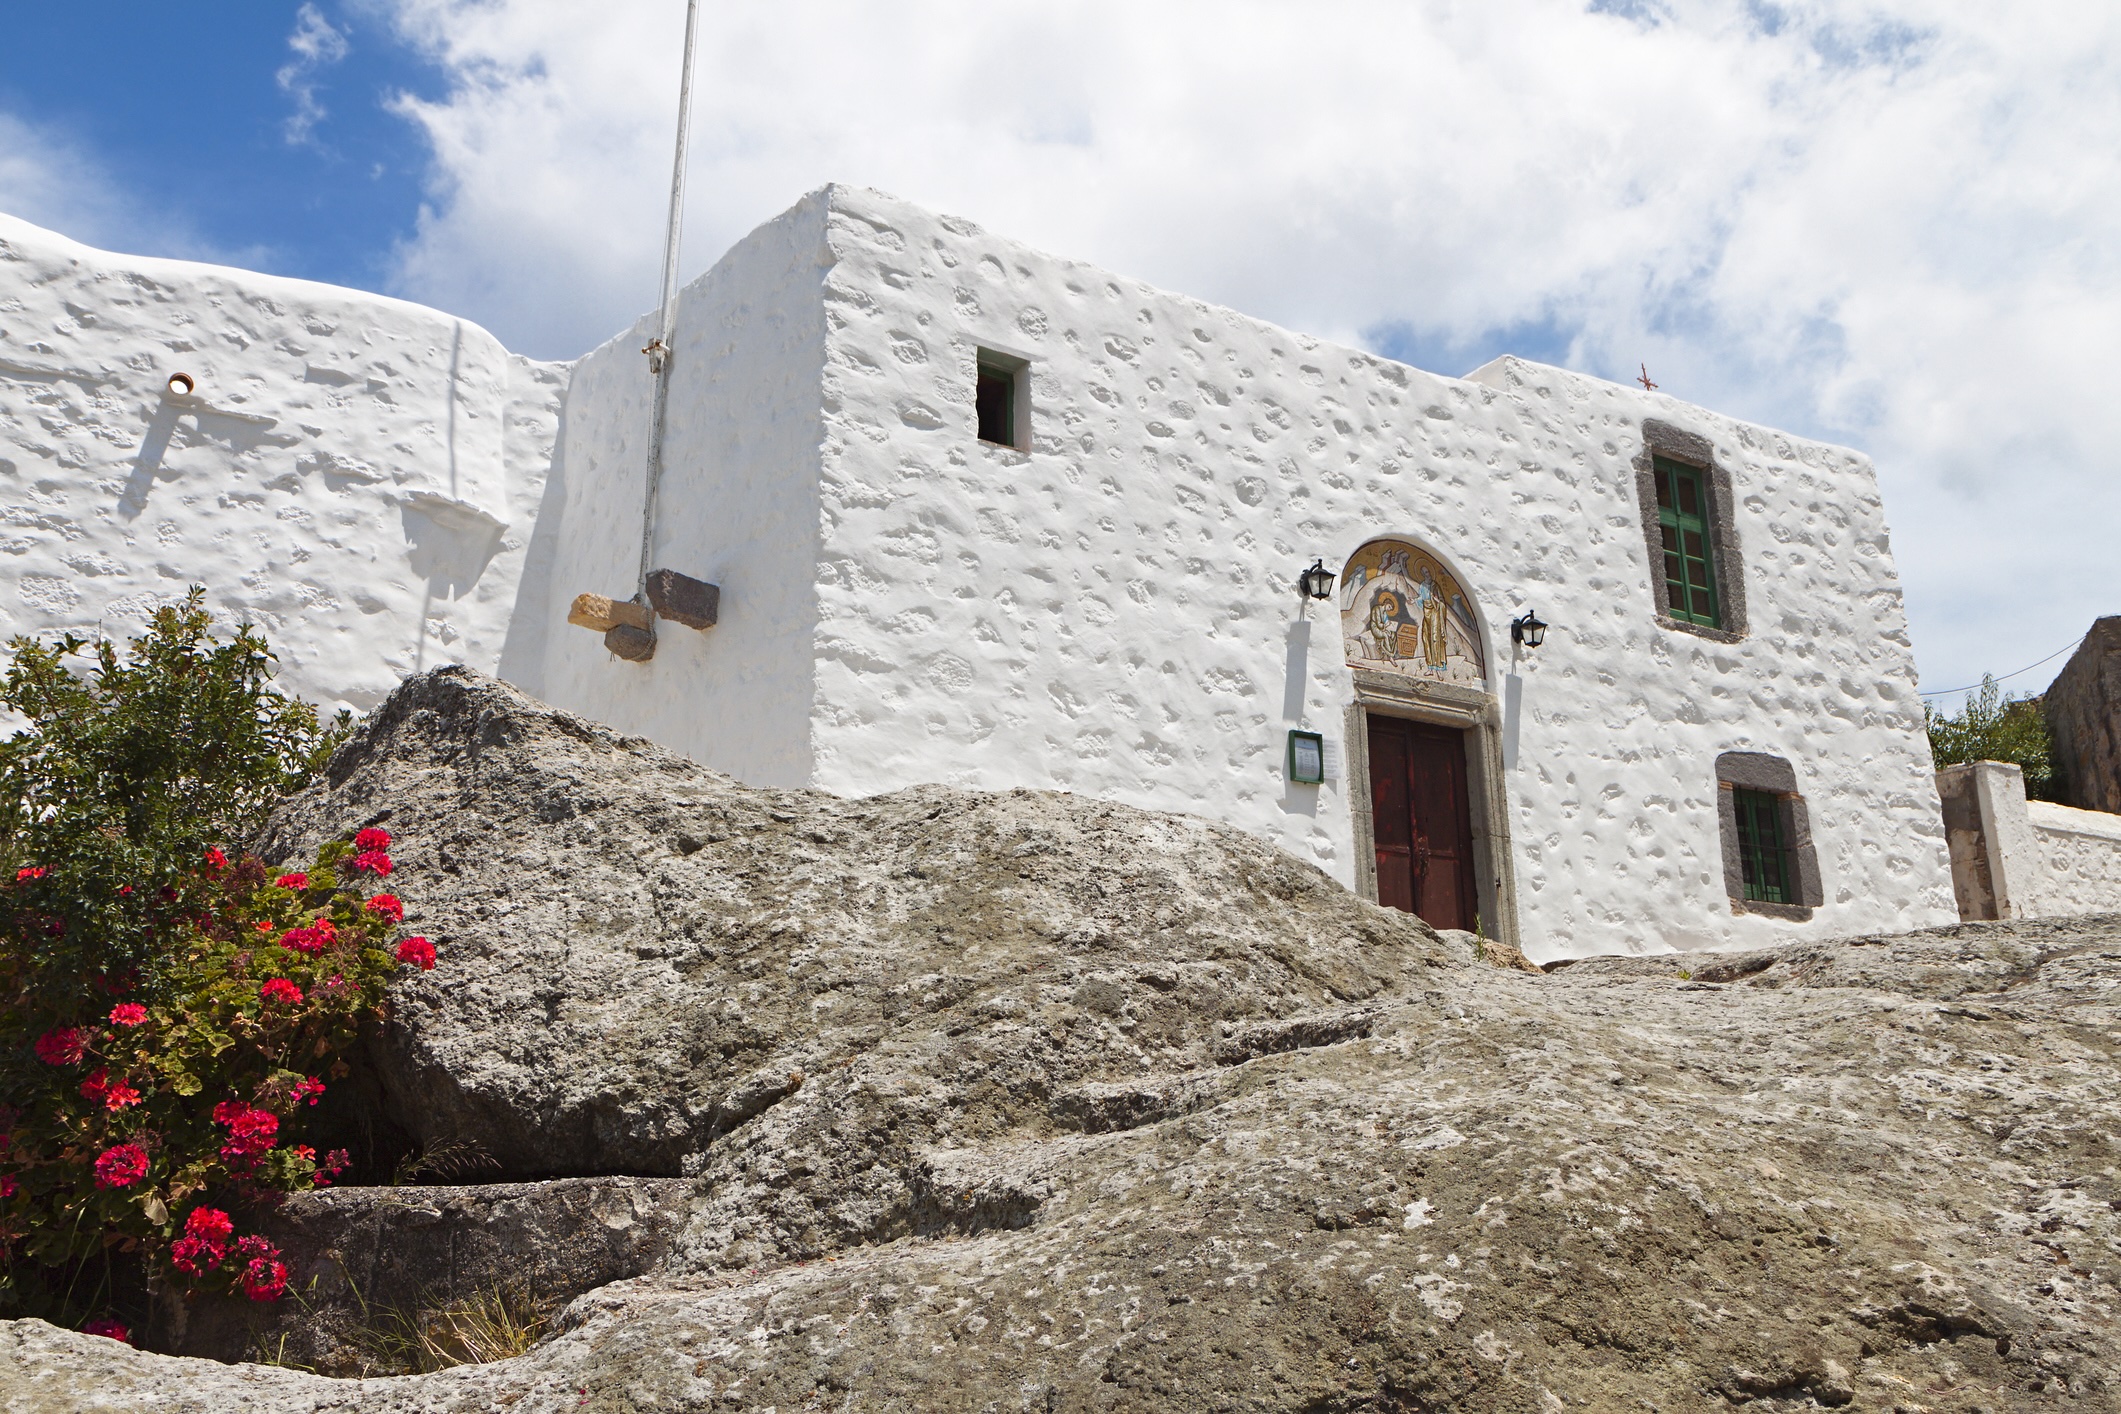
left=204, top=847, right=228, bottom=874
left=186, top=1206, right=235, bottom=1242
left=292, top=1077, right=326, bottom=1106
left=93, top=1142, right=149, bottom=1189
left=170, top=1236, right=218, bottom=1274
left=14, top=866, right=45, bottom=882
left=312, top=1148, right=350, bottom=1188
left=79, top=1070, right=140, bottom=1111
left=274, top=872, right=310, bottom=890
left=354, top=827, right=391, bottom=853
left=259, top=978, right=303, bottom=1006
left=214, top=1105, right=279, bottom=1170
left=350, top=850, right=392, bottom=877
left=0, top=1175, right=17, bottom=1198
left=108, top=1003, right=147, bottom=1027
left=33, top=1027, right=86, bottom=1066
left=395, top=936, right=437, bottom=971
left=82, top=1317, right=130, bottom=1343
left=364, top=893, right=404, bottom=923
left=241, top=1256, right=289, bottom=1302
left=172, top=1206, right=233, bottom=1275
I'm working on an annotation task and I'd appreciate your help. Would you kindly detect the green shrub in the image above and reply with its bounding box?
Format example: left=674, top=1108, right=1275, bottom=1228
left=0, top=593, right=435, bottom=1337
left=1925, top=675, right=2061, bottom=801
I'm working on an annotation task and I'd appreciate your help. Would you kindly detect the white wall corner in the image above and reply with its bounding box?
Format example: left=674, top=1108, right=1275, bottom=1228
left=1968, top=760, right=2042, bottom=919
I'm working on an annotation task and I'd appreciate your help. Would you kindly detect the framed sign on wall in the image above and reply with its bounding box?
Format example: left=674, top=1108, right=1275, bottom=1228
left=1288, top=729, right=1326, bottom=786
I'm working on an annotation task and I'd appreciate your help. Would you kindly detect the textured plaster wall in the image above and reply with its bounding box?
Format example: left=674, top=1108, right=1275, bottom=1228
left=509, top=194, right=829, bottom=788
left=807, top=185, right=1955, bottom=960
left=0, top=214, right=563, bottom=714
left=2028, top=801, right=2121, bottom=918
left=0, top=189, right=1960, bottom=961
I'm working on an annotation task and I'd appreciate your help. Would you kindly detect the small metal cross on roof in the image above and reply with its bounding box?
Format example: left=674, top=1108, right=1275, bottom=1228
left=1637, top=363, right=1658, bottom=392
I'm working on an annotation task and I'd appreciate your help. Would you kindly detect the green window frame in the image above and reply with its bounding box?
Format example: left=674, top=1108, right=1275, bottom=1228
left=1731, top=787, right=1790, bottom=904
left=1653, top=454, right=1720, bottom=628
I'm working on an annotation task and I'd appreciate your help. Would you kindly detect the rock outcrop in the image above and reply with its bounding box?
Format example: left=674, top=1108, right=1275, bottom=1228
left=2046, top=615, right=2121, bottom=812
left=5, top=669, right=2119, bottom=1410
left=156, top=1177, right=692, bottom=1371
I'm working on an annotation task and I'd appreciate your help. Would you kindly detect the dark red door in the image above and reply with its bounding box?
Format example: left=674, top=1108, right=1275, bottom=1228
left=1368, top=715, right=1478, bottom=931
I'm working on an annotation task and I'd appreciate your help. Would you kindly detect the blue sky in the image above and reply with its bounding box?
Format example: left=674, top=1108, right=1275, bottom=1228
left=2, top=0, right=2117, bottom=705
left=0, top=4, right=439, bottom=290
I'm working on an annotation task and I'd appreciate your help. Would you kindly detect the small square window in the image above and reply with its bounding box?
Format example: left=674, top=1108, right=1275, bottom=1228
left=975, top=350, right=1027, bottom=449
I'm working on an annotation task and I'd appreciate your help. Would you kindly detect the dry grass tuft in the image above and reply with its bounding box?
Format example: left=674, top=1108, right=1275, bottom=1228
left=366, top=1279, right=550, bottom=1373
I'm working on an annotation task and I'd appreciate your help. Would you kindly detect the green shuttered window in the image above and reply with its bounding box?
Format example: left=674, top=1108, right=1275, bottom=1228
left=1731, top=787, right=1790, bottom=904
left=1653, top=454, right=1720, bottom=628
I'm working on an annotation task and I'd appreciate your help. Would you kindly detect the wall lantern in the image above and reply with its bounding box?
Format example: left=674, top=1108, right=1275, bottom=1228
left=1298, top=559, right=1336, bottom=601
left=1510, top=610, right=1549, bottom=649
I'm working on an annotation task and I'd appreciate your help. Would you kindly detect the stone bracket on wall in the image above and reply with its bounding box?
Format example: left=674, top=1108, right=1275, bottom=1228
left=565, top=569, right=719, bottom=664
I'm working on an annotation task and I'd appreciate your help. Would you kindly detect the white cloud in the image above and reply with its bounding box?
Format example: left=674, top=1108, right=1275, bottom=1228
left=369, top=0, right=2121, bottom=698
left=0, top=114, right=140, bottom=251
left=0, top=112, right=238, bottom=266
left=279, top=3, right=352, bottom=146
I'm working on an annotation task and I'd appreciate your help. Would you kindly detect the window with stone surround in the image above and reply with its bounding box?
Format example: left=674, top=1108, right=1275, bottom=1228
left=1635, top=421, right=1746, bottom=641
left=1715, top=752, right=1823, bottom=920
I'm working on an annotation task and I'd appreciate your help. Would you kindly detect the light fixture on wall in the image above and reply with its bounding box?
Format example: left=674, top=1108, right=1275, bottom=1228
left=1298, top=559, right=1336, bottom=601
left=1510, top=610, right=1548, bottom=649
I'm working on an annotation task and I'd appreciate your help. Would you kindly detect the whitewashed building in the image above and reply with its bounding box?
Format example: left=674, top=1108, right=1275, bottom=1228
left=0, top=186, right=1960, bottom=959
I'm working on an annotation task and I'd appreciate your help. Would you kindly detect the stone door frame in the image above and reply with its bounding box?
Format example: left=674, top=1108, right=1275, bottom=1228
left=1344, top=668, right=1521, bottom=950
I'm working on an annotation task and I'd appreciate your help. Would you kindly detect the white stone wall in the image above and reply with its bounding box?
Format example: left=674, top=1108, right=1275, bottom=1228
left=0, top=214, right=563, bottom=714
left=2028, top=801, right=2121, bottom=918
left=504, top=193, right=830, bottom=788
left=1, top=189, right=1963, bottom=962
left=806, top=186, right=1956, bottom=959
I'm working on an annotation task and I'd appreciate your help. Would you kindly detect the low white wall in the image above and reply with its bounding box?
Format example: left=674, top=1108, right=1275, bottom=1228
left=0, top=214, right=563, bottom=714
left=2027, top=800, right=2121, bottom=918
left=1936, top=759, right=2121, bottom=921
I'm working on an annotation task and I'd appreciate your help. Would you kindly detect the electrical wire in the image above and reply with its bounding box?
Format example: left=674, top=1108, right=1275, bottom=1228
left=1918, top=635, right=2085, bottom=699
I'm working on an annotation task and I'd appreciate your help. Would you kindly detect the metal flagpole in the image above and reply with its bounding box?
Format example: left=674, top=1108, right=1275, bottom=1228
left=636, top=0, right=703, bottom=601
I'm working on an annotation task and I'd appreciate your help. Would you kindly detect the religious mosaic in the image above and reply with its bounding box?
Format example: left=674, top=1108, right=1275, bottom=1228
left=1339, top=540, right=1486, bottom=687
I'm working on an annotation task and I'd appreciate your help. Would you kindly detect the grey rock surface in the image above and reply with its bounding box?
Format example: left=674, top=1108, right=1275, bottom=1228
left=2045, top=614, right=2121, bottom=812
left=4, top=670, right=2118, bottom=1410
left=255, top=667, right=1458, bottom=1190
left=150, top=1176, right=691, bottom=1372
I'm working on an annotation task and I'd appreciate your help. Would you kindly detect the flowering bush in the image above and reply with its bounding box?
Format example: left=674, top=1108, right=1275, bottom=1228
left=0, top=830, right=436, bottom=1311
left=0, top=596, right=436, bottom=1331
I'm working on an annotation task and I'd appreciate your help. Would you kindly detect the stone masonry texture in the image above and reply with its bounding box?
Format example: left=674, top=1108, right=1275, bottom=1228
left=2046, top=616, right=2121, bottom=814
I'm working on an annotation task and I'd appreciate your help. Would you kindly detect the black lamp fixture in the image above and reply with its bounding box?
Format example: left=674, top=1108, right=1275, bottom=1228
left=1510, top=609, right=1548, bottom=649
left=1298, top=558, right=1336, bottom=601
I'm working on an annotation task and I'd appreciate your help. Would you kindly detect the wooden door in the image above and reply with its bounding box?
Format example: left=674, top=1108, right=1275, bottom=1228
left=1368, top=715, right=1478, bottom=931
